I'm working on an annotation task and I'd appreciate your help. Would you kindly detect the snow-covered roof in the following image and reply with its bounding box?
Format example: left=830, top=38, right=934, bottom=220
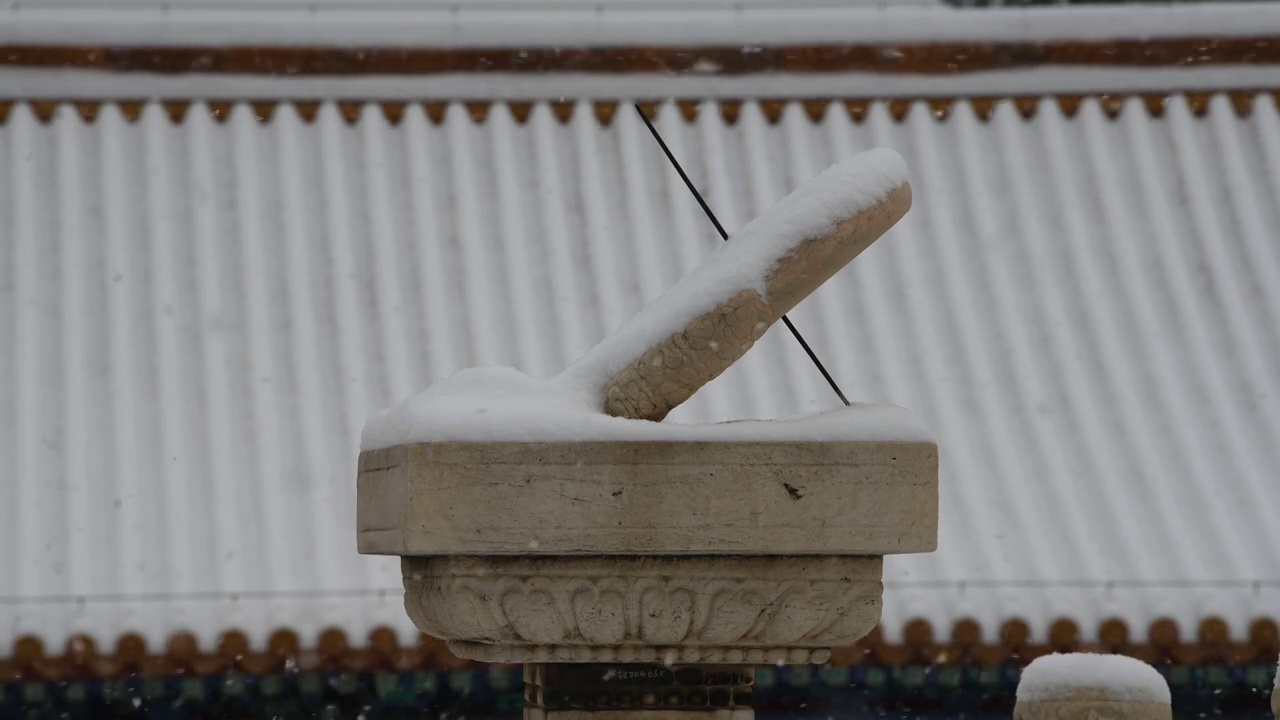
left=1, top=95, right=1278, bottom=652
left=2, top=1, right=1276, bottom=47
left=8, top=66, right=1280, bottom=103
left=4, top=1, right=1278, bottom=102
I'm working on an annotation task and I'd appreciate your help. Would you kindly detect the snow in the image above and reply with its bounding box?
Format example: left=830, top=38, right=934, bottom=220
left=557, top=147, right=907, bottom=398
left=360, top=148, right=909, bottom=448
left=3, top=3, right=1279, bottom=48
left=360, top=366, right=931, bottom=447
left=3, top=66, right=1278, bottom=101
left=1017, top=654, right=1171, bottom=704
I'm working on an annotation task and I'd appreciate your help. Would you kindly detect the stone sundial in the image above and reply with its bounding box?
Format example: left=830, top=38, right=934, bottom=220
left=357, top=148, right=938, bottom=720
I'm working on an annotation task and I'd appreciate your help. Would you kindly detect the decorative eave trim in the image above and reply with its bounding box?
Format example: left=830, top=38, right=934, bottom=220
left=2, top=617, right=1276, bottom=681
left=0, top=91, right=1276, bottom=127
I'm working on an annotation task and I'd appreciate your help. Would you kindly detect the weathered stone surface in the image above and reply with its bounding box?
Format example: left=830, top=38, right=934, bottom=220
left=1015, top=653, right=1172, bottom=720
left=358, top=440, right=937, bottom=557
left=602, top=290, right=771, bottom=422
left=1014, top=700, right=1171, bottom=720
left=599, top=183, right=911, bottom=422
left=402, top=556, right=880, bottom=663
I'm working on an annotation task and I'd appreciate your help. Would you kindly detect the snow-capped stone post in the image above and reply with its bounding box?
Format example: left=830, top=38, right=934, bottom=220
left=1015, top=654, right=1172, bottom=720
left=357, top=148, right=934, bottom=720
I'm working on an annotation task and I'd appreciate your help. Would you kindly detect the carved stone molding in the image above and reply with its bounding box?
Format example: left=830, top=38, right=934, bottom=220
left=1014, top=700, right=1171, bottom=720
left=402, top=556, right=882, bottom=664
left=449, top=641, right=832, bottom=665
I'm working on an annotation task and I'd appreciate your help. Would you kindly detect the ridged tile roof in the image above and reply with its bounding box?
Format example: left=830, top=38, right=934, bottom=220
left=2, top=1, right=1276, bottom=48
left=5, top=1, right=1274, bottom=48
left=1, top=95, right=1277, bottom=651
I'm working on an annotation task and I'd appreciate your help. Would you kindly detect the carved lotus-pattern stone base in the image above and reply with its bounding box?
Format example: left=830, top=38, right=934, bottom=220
left=402, top=555, right=882, bottom=664
left=452, top=641, right=831, bottom=665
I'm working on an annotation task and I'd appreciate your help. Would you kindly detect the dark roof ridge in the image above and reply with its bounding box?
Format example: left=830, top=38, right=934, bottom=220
left=2, top=37, right=1280, bottom=76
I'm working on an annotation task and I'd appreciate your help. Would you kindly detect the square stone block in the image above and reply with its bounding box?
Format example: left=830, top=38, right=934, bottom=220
left=357, top=440, right=937, bottom=557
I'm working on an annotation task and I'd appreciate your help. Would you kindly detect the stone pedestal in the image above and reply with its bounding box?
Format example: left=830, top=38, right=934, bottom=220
left=358, top=438, right=937, bottom=716
left=359, top=439, right=936, bottom=661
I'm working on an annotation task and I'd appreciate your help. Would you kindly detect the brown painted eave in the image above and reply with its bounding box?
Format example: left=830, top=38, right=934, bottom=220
left=1, top=36, right=1279, bottom=76
left=1, top=616, right=1277, bottom=681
